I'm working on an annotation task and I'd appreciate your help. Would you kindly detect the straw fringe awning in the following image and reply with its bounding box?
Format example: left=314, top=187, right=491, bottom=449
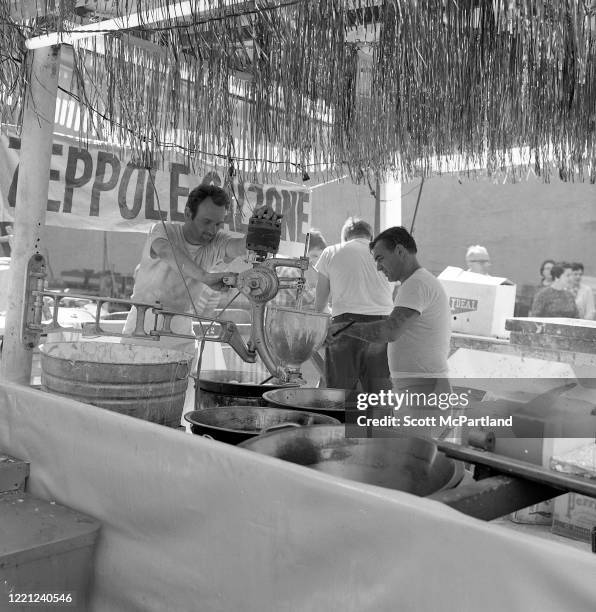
left=1, top=0, right=595, bottom=182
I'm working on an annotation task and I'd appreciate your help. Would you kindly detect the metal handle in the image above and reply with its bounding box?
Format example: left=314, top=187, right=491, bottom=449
left=262, top=422, right=303, bottom=434
left=175, top=361, right=191, bottom=380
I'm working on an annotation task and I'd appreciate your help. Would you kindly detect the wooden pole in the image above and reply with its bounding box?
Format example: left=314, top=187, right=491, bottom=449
left=377, top=178, right=402, bottom=233
left=0, top=45, right=61, bottom=384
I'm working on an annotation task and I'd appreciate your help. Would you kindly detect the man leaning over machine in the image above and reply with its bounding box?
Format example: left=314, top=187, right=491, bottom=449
left=325, top=226, right=451, bottom=398
left=123, top=184, right=280, bottom=354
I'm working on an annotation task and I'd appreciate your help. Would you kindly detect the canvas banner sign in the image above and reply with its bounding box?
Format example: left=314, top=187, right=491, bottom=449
left=0, top=130, right=311, bottom=256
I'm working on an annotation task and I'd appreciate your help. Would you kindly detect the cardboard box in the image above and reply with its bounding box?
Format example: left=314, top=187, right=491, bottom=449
left=438, top=266, right=516, bottom=338
left=550, top=443, right=596, bottom=542
left=552, top=493, right=596, bottom=542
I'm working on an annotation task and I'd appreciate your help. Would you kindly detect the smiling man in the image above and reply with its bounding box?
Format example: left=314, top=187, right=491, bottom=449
left=123, top=184, right=272, bottom=353
left=327, top=226, right=451, bottom=394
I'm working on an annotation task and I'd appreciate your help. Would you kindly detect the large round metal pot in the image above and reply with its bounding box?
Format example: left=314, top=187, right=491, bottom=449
left=262, top=387, right=354, bottom=422
left=196, top=370, right=297, bottom=409
left=184, top=407, right=340, bottom=444
left=239, top=425, right=464, bottom=496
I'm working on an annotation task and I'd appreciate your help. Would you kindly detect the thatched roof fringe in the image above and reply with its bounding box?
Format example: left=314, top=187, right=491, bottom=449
left=1, top=0, right=595, bottom=182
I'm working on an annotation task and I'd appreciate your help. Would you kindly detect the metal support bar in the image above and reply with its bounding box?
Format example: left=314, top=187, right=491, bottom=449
left=15, top=247, right=320, bottom=384
left=25, top=0, right=244, bottom=49
left=429, top=475, right=562, bottom=521
left=436, top=440, right=596, bottom=499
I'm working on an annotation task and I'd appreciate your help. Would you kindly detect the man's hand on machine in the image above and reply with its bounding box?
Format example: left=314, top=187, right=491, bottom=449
left=204, top=272, right=237, bottom=291
left=251, top=205, right=283, bottom=226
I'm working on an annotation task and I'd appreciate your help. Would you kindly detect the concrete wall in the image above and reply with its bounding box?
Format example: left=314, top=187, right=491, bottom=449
left=309, top=179, right=377, bottom=244
left=399, top=174, right=596, bottom=284
left=40, top=173, right=595, bottom=289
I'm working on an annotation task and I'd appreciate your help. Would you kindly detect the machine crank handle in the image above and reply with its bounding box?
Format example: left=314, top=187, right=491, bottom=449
left=262, top=422, right=303, bottom=434
left=218, top=320, right=257, bottom=363
left=222, top=274, right=239, bottom=287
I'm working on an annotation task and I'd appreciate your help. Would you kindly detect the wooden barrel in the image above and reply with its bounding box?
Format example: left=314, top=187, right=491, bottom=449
left=39, top=341, right=193, bottom=427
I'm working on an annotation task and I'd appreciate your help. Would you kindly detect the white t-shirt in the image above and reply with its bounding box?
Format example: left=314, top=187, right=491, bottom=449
left=123, top=223, right=233, bottom=343
left=388, top=268, right=451, bottom=376
left=315, top=238, right=393, bottom=317
left=575, top=284, right=595, bottom=320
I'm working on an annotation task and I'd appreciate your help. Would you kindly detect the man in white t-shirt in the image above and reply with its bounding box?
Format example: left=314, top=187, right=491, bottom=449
left=570, top=262, right=595, bottom=320
left=123, top=184, right=277, bottom=354
left=326, top=226, right=451, bottom=395
left=315, top=217, right=394, bottom=392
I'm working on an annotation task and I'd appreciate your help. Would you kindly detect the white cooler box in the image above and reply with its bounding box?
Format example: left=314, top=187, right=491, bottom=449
left=438, top=267, right=516, bottom=338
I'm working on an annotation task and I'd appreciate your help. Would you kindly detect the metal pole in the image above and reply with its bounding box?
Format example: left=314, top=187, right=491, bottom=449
left=378, top=178, right=402, bottom=232
left=0, top=45, right=61, bottom=384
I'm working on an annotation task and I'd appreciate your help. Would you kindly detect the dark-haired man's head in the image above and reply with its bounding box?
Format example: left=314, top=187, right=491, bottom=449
left=187, top=185, right=230, bottom=218
left=571, top=262, right=584, bottom=287
left=369, top=226, right=418, bottom=282
left=341, top=217, right=373, bottom=242
left=183, top=185, right=230, bottom=245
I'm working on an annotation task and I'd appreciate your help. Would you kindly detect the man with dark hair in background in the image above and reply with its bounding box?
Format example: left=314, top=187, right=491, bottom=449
left=326, top=225, right=451, bottom=395
left=314, top=216, right=393, bottom=393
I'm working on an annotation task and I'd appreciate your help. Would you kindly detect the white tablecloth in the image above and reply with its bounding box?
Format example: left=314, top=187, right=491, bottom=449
left=1, top=381, right=595, bottom=612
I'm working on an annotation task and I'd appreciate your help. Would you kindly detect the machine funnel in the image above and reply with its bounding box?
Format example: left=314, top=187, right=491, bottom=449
left=264, top=306, right=330, bottom=371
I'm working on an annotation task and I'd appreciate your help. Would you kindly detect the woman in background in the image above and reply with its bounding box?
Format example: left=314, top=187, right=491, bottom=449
left=530, top=262, right=579, bottom=318
left=539, top=259, right=555, bottom=288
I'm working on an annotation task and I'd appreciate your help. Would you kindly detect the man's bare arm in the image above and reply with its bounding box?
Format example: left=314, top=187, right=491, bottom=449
left=343, top=307, right=420, bottom=343
left=315, top=274, right=331, bottom=312
left=151, top=237, right=226, bottom=288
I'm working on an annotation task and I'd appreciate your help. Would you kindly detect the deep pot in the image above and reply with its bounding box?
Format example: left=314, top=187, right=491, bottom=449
left=239, top=425, right=464, bottom=496
left=196, top=369, right=298, bottom=409
left=262, top=387, right=356, bottom=422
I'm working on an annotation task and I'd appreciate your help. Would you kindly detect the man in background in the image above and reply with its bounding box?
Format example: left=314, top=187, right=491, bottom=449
left=0, top=223, right=13, bottom=256
left=465, top=245, right=491, bottom=275
left=315, top=217, right=393, bottom=393
left=570, top=262, right=595, bottom=320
